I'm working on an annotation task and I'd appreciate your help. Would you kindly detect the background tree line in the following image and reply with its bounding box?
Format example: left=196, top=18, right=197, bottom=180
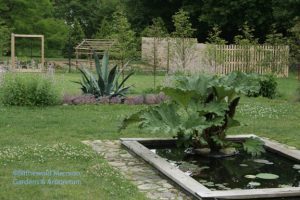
left=0, top=0, right=299, bottom=64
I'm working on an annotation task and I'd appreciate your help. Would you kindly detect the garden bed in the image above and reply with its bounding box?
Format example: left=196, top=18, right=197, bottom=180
left=121, top=135, right=300, bottom=199
left=63, top=92, right=167, bottom=105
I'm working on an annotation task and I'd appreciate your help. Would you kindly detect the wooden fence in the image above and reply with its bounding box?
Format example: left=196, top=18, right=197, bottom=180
left=213, top=45, right=289, bottom=77
left=141, top=38, right=290, bottom=76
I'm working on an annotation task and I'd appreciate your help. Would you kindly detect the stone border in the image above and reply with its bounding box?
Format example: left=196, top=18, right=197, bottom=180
left=121, top=134, right=300, bottom=199
left=83, top=140, right=191, bottom=200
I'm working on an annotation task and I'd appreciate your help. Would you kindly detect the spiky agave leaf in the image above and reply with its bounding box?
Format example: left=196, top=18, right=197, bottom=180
left=106, top=65, right=118, bottom=94
left=93, top=51, right=102, bottom=77
left=101, top=52, right=109, bottom=84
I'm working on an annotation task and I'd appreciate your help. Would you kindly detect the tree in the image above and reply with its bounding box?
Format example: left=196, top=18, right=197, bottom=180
left=172, top=9, right=195, bottom=38
left=207, top=25, right=227, bottom=45
left=142, top=17, right=169, bottom=88
left=111, top=7, right=137, bottom=72
left=171, top=9, right=196, bottom=71
left=63, top=19, right=85, bottom=58
left=52, top=0, right=120, bottom=38
left=288, top=18, right=300, bottom=65
left=0, top=20, right=11, bottom=61
left=34, top=18, right=68, bottom=57
left=205, top=25, right=227, bottom=72
left=234, top=22, right=258, bottom=45
left=265, top=24, right=286, bottom=45
left=94, top=18, right=113, bottom=39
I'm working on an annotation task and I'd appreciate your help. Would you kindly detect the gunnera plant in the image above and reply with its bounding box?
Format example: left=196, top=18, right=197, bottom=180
left=120, top=74, right=265, bottom=157
left=1, top=75, right=59, bottom=106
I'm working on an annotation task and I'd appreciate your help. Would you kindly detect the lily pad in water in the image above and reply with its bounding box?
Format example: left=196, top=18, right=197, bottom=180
left=245, top=175, right=256, bottom=179
left=248, top=181, right=261, bottom=187
left=253, top=159, right=274, bottom=165
left=256, top=173, right=279, bottom=180
left=293, top=164, right=300, bottom=170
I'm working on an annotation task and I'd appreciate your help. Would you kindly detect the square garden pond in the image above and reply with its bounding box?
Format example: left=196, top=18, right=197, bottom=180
left=121, top=135, right=300, bottom=200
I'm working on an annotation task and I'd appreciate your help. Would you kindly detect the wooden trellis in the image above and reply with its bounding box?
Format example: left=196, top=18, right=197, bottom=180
left=11, top=33, right=44, bottom=72
left=75, top=39, right=118, bottom=68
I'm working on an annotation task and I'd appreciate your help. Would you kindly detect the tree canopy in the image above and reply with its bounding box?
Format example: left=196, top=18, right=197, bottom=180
left=0, top=0, right=299, bottom=60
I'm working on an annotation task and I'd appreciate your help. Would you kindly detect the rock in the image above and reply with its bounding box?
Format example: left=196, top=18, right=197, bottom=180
left=144, top=94, right=158, bottom=104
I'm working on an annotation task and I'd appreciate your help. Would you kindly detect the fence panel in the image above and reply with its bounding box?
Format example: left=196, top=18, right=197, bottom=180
left=215, top=45, right=289, bottom=77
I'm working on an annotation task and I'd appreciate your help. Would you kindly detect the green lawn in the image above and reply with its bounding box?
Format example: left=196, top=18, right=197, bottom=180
left=0, top=72, right=299, bottom=199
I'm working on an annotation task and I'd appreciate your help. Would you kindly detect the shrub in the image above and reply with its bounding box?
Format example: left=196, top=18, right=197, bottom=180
left=259, top=75, right=277, bottom=99
left=1, top=75, right=59, bottom=106
left=218, top=72, right=277, bottom=99
left=296, top=84, right=300, bottom=102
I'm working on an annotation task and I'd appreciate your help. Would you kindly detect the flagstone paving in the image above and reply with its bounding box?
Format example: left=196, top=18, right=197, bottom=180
left=83, top=140, right=191, bottom=200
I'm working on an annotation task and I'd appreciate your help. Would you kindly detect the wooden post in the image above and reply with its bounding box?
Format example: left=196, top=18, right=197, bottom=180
left=11, top=33, right=15, bottom=68
left=75, top=49, right=79, bottom=68
left=41, top=35, right=44, bottom=69
left=167, top=38, right=170, bottom=73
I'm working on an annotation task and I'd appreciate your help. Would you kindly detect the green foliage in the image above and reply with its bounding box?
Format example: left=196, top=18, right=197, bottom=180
left=172, top=9, right=195, bottom=38
left=243, top=137, right=266, bottom=157
left=207, top=25, right=227, bottom=45
left=76, top=52, right=134, bottom=98
left=234, top=22, right=258, bottom=45
left=52, top=0, right=120, bottom=38
left=265, top=24, right=286, bottom=45
left=1, top=75, right=59, bottom=106
left=0, top=19, right=11, bottom=58
left=63, top=19, right=85, bottom=57
left=121, top=73, right=265, bottom=156
left=297, top=84, right=300, bottom=102
left=141, top=17, right=168, bottom=89
left=171, top=9, right=197, bottom=70
left=220, top=72, right=278, bottom=99
left=288, top=18, right=300, bottom=65
left=259, top=75, right=278, bottom=99
left=94, top=18, right=114, bottom=39
left=142, top=17, right=169, bottom=38
left=35, top=18, right=69, bottom=57
left=111, top=7, right=137, bottom=66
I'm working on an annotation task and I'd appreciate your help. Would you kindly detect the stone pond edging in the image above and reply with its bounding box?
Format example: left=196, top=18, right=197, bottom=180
left=83, top=140, right=191, bottom=200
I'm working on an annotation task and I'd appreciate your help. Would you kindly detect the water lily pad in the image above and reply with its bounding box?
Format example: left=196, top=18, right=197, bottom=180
left=199, top=179, right=207, bottom=183
left=253, top=159, right=273, bottom=165
left=245, top=175, right=256, bottom=179
left=256, top=173, right=279, bottom=180
left=293, top=164, right=300, bottom=170
left=199, top=166, right=210, bottom=171
left=248, top=181, right=261, bottom=187
left=215, top=183, right=227, bottom=188
left=279, top=184, right=291, bottom=188
left=203, top=181, right=215, bottom=187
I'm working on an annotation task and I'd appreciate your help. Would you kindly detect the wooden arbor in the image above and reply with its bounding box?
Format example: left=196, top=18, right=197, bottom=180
left=11, top=33, right=44, bottom=72
left=75, top=39, right=117, bottom=68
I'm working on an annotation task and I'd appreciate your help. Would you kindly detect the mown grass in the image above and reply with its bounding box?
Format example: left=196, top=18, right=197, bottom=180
left=0, top=72, right=299, bottom=199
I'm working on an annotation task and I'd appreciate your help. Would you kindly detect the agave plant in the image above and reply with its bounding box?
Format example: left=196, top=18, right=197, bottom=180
left=120, top=74, right=265, bottom=157
left=76, top=51, right=134, bottom=98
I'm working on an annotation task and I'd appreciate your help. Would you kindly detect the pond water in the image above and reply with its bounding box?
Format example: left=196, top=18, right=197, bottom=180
left=151, top=147, right=300, bottom=191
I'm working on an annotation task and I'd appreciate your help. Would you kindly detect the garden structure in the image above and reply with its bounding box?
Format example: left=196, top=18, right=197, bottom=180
left=10, top=33, right=44, bottom=72
left=75, top=39, right=118, bottom=69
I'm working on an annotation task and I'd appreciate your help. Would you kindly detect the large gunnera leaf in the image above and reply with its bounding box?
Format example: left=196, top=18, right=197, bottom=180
left=243, top=137, right=265, bottom=157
